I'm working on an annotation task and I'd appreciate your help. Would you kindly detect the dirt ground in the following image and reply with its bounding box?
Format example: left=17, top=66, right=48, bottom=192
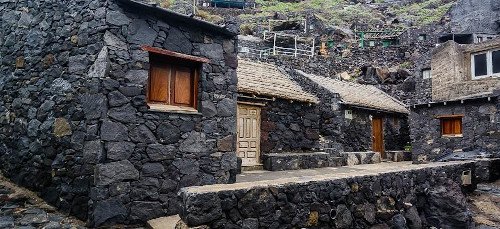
left=468, top=180, right=500, bottom=228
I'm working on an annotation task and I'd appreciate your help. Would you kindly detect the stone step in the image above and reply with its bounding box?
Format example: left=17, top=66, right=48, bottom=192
left=341, top=151, right=381, bottom=166
left=329, top=156, right=346, bottom=167
left=241, top=164, right=264, bottom=172
left=147, top=215, right=180, bottom=229
left=262, top=152, right=330, bottom=171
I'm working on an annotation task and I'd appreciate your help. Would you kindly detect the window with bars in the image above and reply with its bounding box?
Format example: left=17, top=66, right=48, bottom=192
left=440, top=116, right=463, bottom=136
left=471, top=49, right=500, bottom=79
left=147, top=54, right=200, bottom=111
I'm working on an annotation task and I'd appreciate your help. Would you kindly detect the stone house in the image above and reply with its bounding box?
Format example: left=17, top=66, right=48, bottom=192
left=0, top=0, right=238, bottom=226
left=410, top=38, right=500, bottom=162
left=236, top=59, right=323, bottom=170
left=294, top=71, right=411, bottom=159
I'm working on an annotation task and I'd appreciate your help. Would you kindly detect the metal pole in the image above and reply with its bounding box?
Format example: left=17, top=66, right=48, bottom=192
left=294, top=36, right=298, bottom=57
left=273, top=33, right=277, bottom=55
left=193, top=0, right=196, bottom=15
left=311, top=38, right=315, bottom=57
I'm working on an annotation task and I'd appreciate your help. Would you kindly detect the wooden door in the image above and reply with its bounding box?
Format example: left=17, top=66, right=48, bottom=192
left=237, top=104, right=261, bottom=166
left=372, top=117, right=385, bottom=158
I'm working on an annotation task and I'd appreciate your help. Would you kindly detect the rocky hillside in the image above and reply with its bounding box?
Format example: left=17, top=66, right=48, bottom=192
left=155, top=0, right=456, bottom=32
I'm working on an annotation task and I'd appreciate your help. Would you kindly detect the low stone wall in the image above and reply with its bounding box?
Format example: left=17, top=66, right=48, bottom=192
left=179, top=161, right=476, bottom=228
left=261, top=152, right=330, bottom=171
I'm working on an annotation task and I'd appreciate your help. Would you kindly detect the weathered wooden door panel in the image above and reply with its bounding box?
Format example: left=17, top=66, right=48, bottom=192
left=237, top=104, right=261, bottom=166
left=372, top=117, right=385, bottom=158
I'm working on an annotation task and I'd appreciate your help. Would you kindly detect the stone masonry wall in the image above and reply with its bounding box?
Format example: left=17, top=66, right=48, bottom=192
left=290, top=71, right=409, bottom=154
left=87, top=1, right=239, bottom=226
left=180, top=162, right=476, bottom=228
left=431, top=39, right=500, bottom=102
left=0, top=0, right=239, bottom=226
left=258, top=99, right=321, bottom=154
left=0, top=0, right=107, bottom=221
left=410, top=97, right=500, bottom=161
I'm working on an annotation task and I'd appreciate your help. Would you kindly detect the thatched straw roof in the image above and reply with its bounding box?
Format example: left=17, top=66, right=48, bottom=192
left=296, top=70, right=409, bottom=114
left=237, top=60, right=319, bottom=103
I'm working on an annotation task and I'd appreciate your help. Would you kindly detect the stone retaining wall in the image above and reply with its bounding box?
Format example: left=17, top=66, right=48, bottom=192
left=179, top=161, right=476, bottom=228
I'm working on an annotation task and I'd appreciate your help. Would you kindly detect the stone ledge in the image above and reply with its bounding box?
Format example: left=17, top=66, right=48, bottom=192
left=341, top=151, right=381, bottom=166
left=386, top=150, right=412, bottom=162
left=181, top=161, right=475, bottom=193
left=179, top=161, right=477, bottom=227
left=261, top=152, right=330, bottom=171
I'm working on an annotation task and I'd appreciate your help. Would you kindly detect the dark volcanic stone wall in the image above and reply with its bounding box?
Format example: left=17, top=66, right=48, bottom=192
left=180, top=162, right=476, bottom=228
left=410, top=97, right=500, bottom=161
left=0, top=0, right=239, bottom=226
left=0, top=0, right=107, bottom=221
left=290, top=72, right=409, bottom=153
left=87, top=1, right=239, bottom=226
left=259, top=99, right=320, bottom=153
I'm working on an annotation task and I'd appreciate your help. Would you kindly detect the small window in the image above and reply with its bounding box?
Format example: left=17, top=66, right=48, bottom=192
left=345, top=110, right=353, bottom=119
left=422, top=68, right=431, bottom=79
left=471, top=49, right=500, bottom=79
left=369, top=41, right=375, bottom=47
left=418, top=34, right=427, bottom=41
left=147, top=54, right=199, bottom=111
left=440, top=117, right=462, bottom=136
left=477, top=36, right=484, bottom=43
left=492, top=50, right=500, bottom=74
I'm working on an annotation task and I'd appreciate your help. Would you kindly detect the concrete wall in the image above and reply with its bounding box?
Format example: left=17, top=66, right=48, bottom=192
left=410, top=98, right=500, bottom=161
left=0, top=0, right=239, bottom=226
left=180, top=161, right=476, bottom=228
left=431, top=39, right=500, bottom=101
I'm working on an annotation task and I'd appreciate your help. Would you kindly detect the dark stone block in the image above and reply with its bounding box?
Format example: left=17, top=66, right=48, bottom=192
left=100, top=120, right=128, bottom=142
left=106, top=141, right=135, bottom=161
left=92, top=198, right=127, bottom=226
left=95, top=160, right=139, bottom=186
left=262, top=152, right=330, bottom=171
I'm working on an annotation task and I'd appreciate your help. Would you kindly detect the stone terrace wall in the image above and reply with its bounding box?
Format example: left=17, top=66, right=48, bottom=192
left=87, top=1, right=239, bottom=226
left=180, top=162, right=476, bottom=228
left=0, top=0, right=107, bottom=221
left=258, top=99, right=320, bottom=154
left=410, top=97, right=500, bottom=161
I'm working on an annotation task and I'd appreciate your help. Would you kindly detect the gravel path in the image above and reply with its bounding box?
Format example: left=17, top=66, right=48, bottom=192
left=469, top=180, right=500, bottom=228
left=0, top=173, right=86, bottom=229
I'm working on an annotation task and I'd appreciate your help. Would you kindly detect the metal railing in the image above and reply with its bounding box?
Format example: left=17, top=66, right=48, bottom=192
left=238, top=47, right=273, bottom=58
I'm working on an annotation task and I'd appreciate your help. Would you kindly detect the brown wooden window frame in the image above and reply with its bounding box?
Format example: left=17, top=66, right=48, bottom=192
left=146, top=53, right=201, bottom=113
left=438, top=115, right=463, bottom=137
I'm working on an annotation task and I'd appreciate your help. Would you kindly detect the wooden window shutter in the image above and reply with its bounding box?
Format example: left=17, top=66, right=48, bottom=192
left=440, top=117, right=463, bottom=136
left=172, top=66, right=194, bottom=107
left=148, top=64, right=170, bottom=103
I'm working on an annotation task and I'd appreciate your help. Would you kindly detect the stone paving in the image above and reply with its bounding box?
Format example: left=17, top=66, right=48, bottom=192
left=0, top=174, right=86, bottom=229
left=237, top=161, right=412, bottom=183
